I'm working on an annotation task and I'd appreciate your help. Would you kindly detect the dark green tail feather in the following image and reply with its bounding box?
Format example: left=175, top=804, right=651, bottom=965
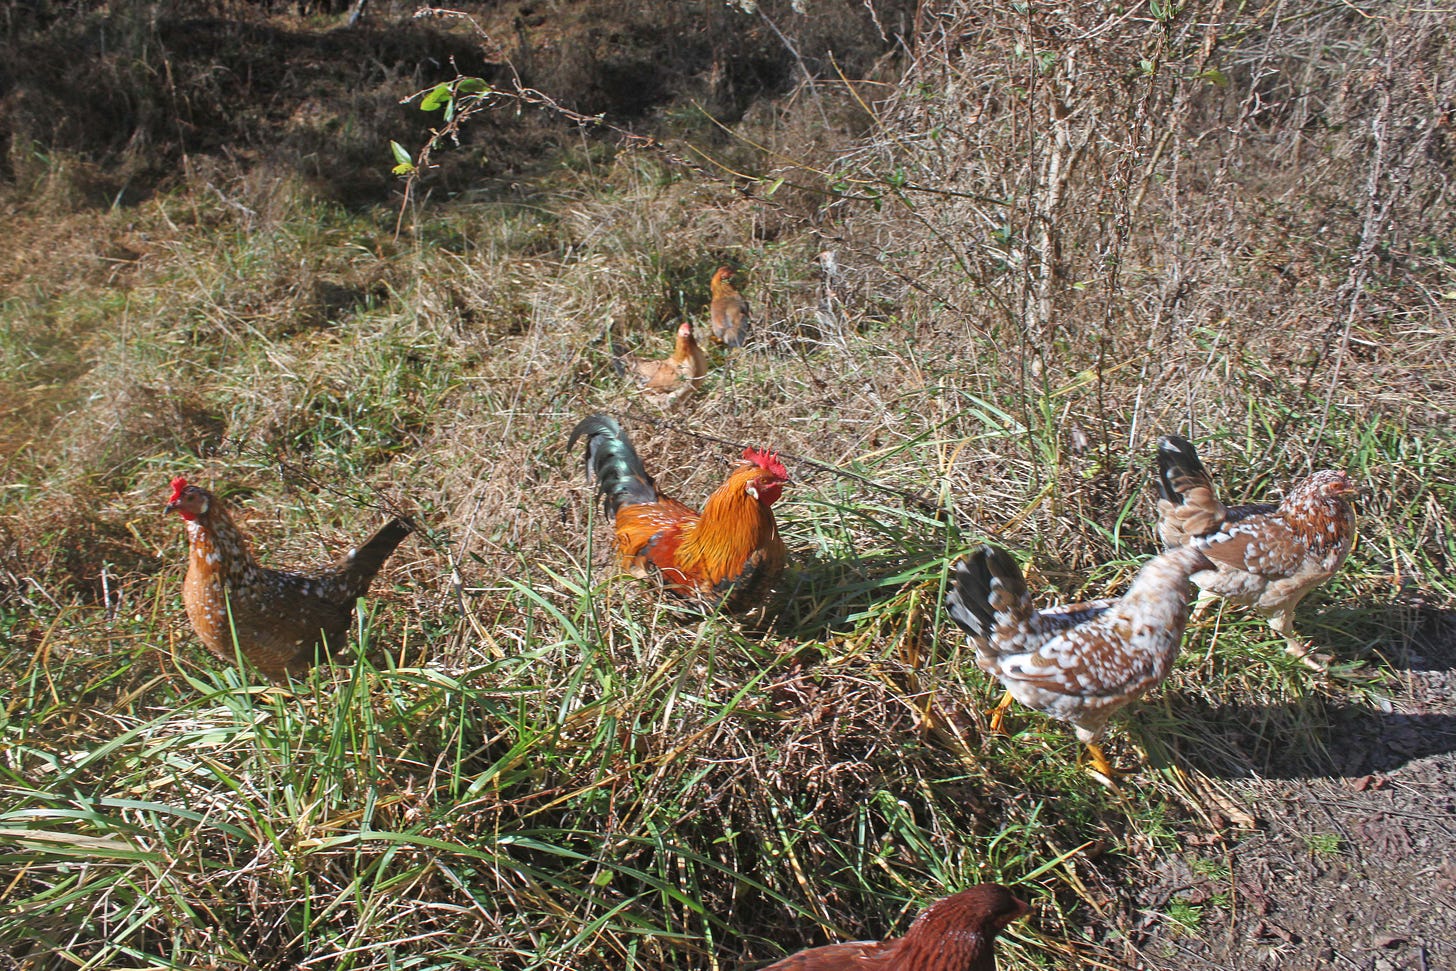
left=568, top=413, right=659, bottom=517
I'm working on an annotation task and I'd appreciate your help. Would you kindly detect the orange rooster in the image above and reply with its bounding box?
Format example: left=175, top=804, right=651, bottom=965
left=165, top=477, right=413, bottom=679
left=567, top=414, right=788, bottom=611
left=709, top=266, right=751, bottom=348
left=614, top=319, right=708, bottom=406
left=759, top=884, right=1029, bottom=971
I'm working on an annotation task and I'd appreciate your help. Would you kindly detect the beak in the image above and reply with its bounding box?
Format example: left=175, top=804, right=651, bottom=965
left=164, top=501, right=180, bottom=514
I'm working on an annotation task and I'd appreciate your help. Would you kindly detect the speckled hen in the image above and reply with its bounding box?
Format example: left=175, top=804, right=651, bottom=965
left=165, top=477, right=413, bottom=679
left=1154, top=435, right=1359, bottom=665
left=758, top=884, right=1029, bottom=971
left=946, top=544, right=1211, bottom=777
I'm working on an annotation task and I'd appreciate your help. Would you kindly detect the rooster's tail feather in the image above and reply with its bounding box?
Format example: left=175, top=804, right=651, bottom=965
left=568, top=414, right=658, bottom=517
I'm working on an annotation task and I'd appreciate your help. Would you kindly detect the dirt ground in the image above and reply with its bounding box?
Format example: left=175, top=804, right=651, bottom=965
left=1129, top=612, right=1456, bottom=970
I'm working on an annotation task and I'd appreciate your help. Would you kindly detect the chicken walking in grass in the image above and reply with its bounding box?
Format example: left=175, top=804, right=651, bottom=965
left=165, top=477, right=413, bottom=679
left=1154, top=435, right=1359, bottom=668
left=758, top=884, right=1029, bottom=971
left=945, top=543, right=1211, bottom=779
left=709, top=265, right=751, bottom=348
left=613, top=319, right=708, bottom=407
left=568, top=413, right=788, bottom=612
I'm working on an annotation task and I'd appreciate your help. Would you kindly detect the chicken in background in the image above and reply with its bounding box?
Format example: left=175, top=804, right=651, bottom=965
left=1154, top=435, right=1359, bottom=667
left=567, top=414, right=788, bottom=612
left=708, top=265, right=751, bottom=348
left=165, top=477, right=413, bottom=679
left=758, top=884, right=1029, bottom=971
left=946, top=543, right=1211, bottom=779
left=613, top=319, right=708, bottom=407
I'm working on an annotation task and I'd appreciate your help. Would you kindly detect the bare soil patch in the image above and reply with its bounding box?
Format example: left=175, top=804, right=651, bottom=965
left=1127, top=614, right=1456, bottom=970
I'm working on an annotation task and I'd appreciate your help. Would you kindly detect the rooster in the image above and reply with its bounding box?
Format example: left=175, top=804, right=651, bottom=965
left=709, top=266, right=751, bottom=348
left=946, top=543, right=1211, bottom=778
left=567, top=414, right=788, bottom=611
left=165, top=477, right=413, bottom=679
left=614, top=319, right=708, bottom=406
left=759, top=884, right=1029, bottom=971
left=1154, top=435, right=1359, bottom=666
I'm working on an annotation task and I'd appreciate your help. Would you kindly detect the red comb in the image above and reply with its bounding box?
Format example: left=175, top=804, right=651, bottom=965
left=169, top=476, right=189, bottom=503
left=742, top=448, right=787, bottom=480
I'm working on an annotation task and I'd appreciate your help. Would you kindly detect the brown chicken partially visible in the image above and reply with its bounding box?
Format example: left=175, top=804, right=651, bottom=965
left=946, top=543, right=1211, bottom=778
left=568, top=413, right=788, bottom=612
left=759, top=884, right=1029, bottom=971
left=709, top=265, right=751, bottom=348
left=614, top=319, right=708, bottom=406
left=1154, top=435, right=1359, bottom=666
left=165, top=477, right=413, bottom=679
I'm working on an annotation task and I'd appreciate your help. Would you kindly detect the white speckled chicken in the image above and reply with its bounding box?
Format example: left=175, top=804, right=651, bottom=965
left=165, top=477, right=412, bottom=679
left=1154, top=435, right=1359, bottom=665
left=946, top=543, right=1211, bottom=777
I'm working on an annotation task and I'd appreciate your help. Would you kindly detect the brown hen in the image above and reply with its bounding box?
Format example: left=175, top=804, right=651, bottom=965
left=615, top=319, right=708, bottom=406
left=709, top=266, right=751, bottom=348
left=759, top=884, right=1029, bottom=971
left=165, top=477, right=412, bottom=679
left=1155, top=435, right=1359, bottom=665
left=946, top=544, right=1211, bottom=777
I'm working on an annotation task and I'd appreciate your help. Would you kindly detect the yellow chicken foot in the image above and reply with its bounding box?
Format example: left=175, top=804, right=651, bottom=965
left=1082, top=742, right=1123, bottom=781
left=988, top=690, right=1015, bottom=734
left=1270, top=611, right=1331, bottom=671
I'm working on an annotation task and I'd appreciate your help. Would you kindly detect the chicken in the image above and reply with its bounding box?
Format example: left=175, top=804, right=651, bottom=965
left=567, top=414, right=788, bottom=611
left=945, top=543, right=1211, bottom=778
left=614, top=319, right=708, bottom=406
left=759, top=884, right=1029, bottom=971
left=709, top=265, right=751, bottom=348
left=1154, top=435, right=1359, bottom=665
left=165, top=477, right=413, bottom=679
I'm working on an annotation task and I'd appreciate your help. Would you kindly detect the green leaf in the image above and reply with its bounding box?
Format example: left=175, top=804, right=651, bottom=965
left=390, top=141, right=413, bottom=167
left=456, top=77, right=491, bottom=95
left=420, top=83, right=453, bottom=112
left=391, top=162, right=416, bottom=177
left=763, top=177, right=784, bottom=198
